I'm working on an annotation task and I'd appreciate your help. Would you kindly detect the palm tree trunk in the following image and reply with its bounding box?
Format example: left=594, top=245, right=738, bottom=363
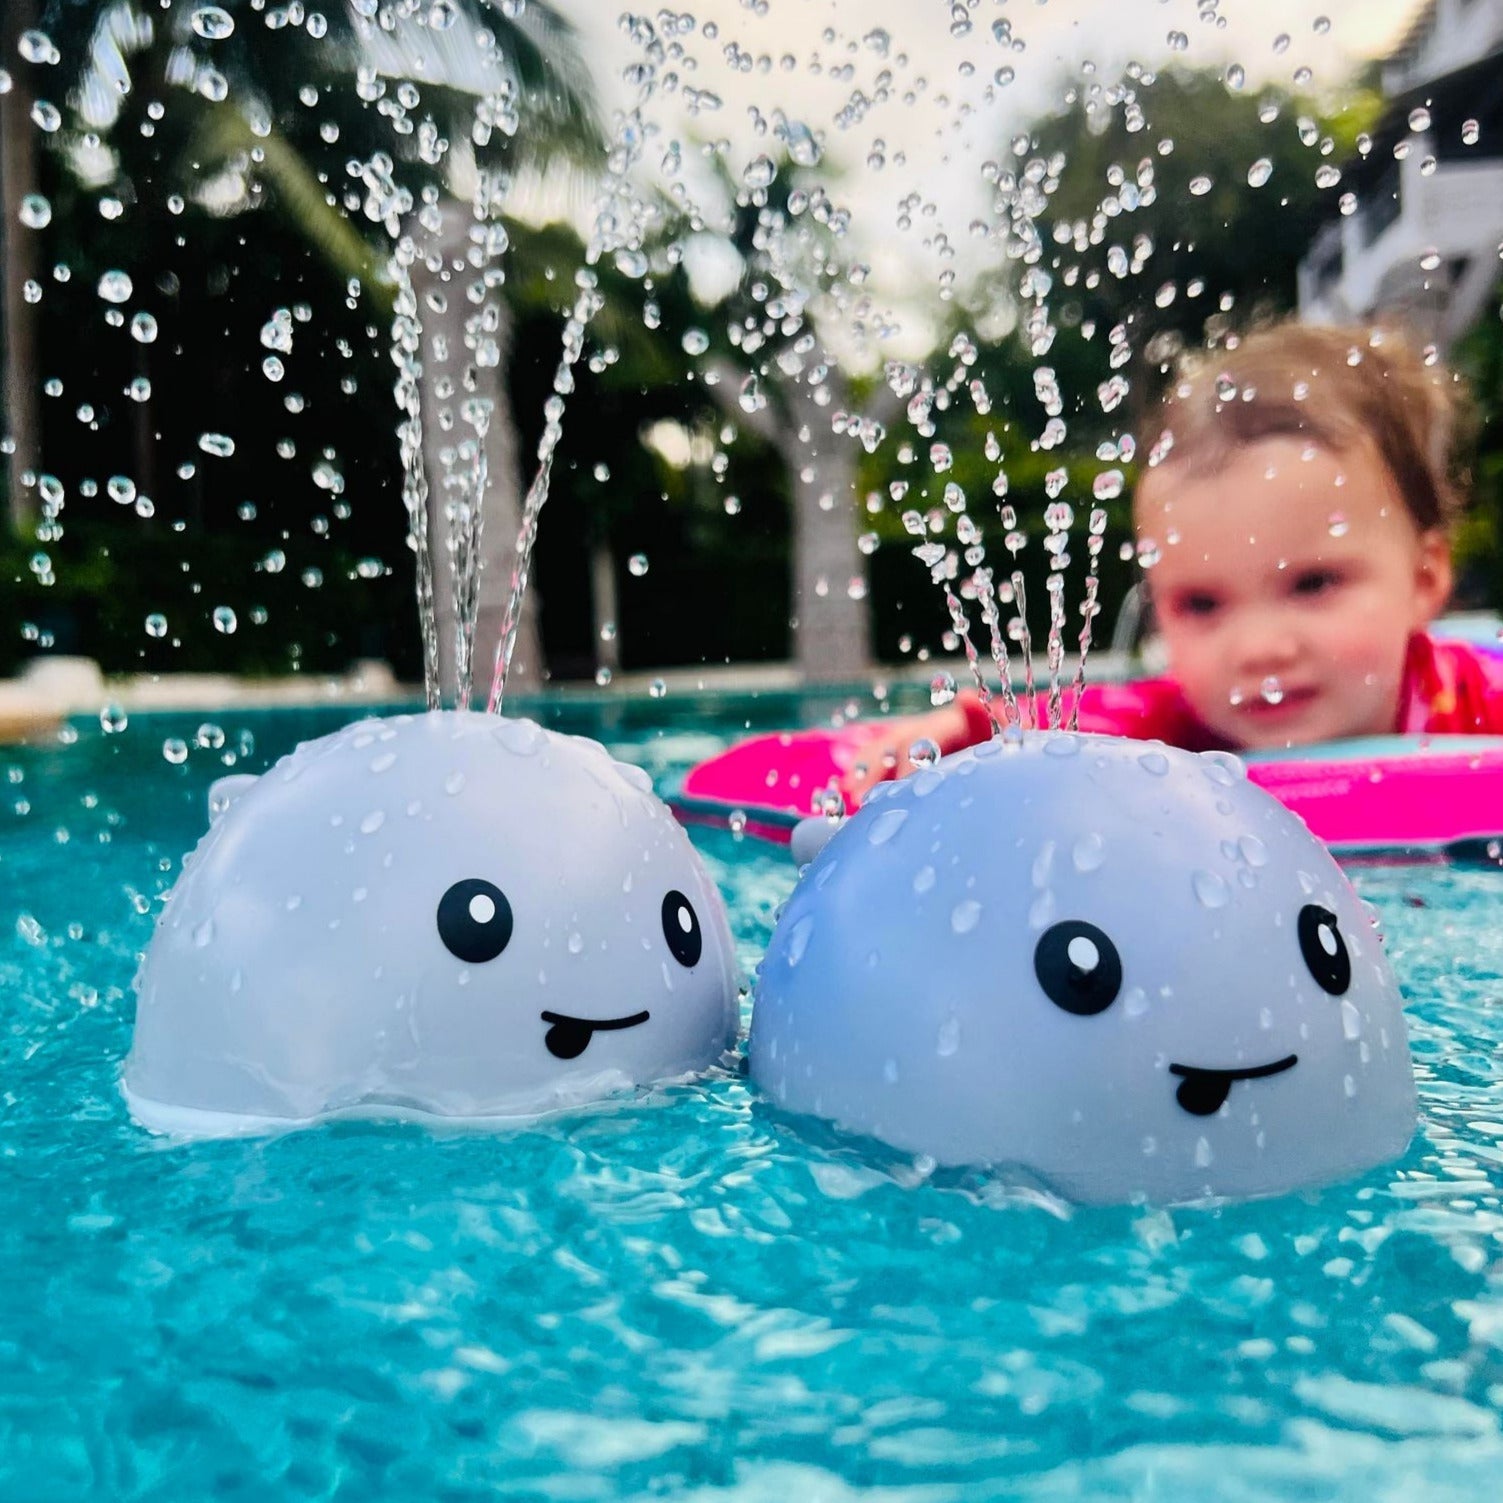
left=0, top=0, right=43, bottom=537
left=411, top=202, right=542, bottom=705
left=784, top=370, right=871, bottom=683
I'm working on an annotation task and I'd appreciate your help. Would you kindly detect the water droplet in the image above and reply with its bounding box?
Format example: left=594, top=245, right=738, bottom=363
left=738, top=374, right=766, bottom=414
left=936, top=1018, right=960, bottom=1057
left=1327, top=512, right=1348, bottom=537
left=1247, top=158, right=1273, bottom=188
left=681, top=328, right=709, bottom=356
left=1238, top=835, right=1268, bottom=868
left=1072, top=833, right=1105, bottom=872
left=909, top=738, right=940, bottom=770
left=360, top=810, right=385, bottom=835
left=1313, top=15, right=1331, bottom=34
left=951, top=900, right=982, bottom=935
left=1408, top=106, right=1431, bottom=133
left=130, top=311, right=158, bottom=344
left=1192, top=870, right=1230, bottom=909
left=1225, top=64, right=1245, bottom=91
left=1314, top=164, right=1341, bottom=189
left=162, top=738, right=189, bottom=765
left=1166, top=30, right=1188, bottom=51
left=198, top=432, right=235, bottom=458
left=929, top=671, right=957, bottom=706
left=628, top=553, right=649, bottom=577
left=18, top=195, right=51, bottom=229
left=191, top=6, right=235, bottom=40
left=1138, top=751, right=1169, bottom=777
left=1260, top=676, right=1284, bottom=706
left=97, top=270, right=133, bottom=304
left=743, top=155, right=777, bottom=191
left=444, top=771, right=466, bottom=796
left=567, top=931, right=584, bottom=955
left=1341, top=999, right=1362, bottom=1041
left=193, top=917, right=216, bottom=947
left=30, top=100, right=61, bottom=133
left=649, top=678, right=667, bottom=700
left=1462, top=118, right=1480, bottom=146
left=1189, top=175, right=1213, bottom=197
left=786, top=914, right=814, bottom=966
left=868, top=807, right=909, bottom=846
left=99, top=704, right=128, bottom=734
left=212, top=606, right=237, bottom=635
left=1195, top=1136, right=1214, bottom=1168
left=913, top=864, right=936, bottom=894
left=144, top=613, right=168, bottom=639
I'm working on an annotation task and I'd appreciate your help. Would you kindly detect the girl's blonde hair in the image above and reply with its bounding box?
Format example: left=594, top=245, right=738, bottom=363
left=1141, top=321, right=1470, bottom=531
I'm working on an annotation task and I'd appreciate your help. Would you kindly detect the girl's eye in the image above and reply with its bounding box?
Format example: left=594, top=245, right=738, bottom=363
left=1292, top=569, right=1341, bottom=597
left=1172, top=592, right=1221, bottom=619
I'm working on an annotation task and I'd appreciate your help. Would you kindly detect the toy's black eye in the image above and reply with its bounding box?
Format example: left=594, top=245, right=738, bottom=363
left=437, top=879, right=514, bottom=963
left=1298, top=904, right=1350, bottom=995
left=661, top=890, right=702, bottom=968
left=1034, top=920, right=1123, bottom=1016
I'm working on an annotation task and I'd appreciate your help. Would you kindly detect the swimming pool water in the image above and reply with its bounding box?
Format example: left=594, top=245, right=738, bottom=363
left=4, top=698, right=1503, bottom=1501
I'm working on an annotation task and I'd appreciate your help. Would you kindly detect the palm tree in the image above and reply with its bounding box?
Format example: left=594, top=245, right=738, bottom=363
left=30, top=0, right=598, bottom=698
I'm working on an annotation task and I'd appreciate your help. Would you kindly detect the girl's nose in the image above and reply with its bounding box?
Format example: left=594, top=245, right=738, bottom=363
left=1234, top=613, right=1302, bottom=674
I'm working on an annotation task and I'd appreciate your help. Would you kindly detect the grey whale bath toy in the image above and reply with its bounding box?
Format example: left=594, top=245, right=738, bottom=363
left=126, top=711, right=738, bottom=1135
left=750, top=731, right=1417, bottom=1205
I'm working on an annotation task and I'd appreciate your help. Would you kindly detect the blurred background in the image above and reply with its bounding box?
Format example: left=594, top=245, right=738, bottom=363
left=0, top=0, right=1500, bottom=697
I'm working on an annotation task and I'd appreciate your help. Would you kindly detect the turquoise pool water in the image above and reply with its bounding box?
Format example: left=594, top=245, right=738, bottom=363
left=4, top=697, right=1503, bottom=1500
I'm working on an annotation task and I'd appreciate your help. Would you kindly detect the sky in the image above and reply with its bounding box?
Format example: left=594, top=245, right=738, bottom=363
left=538, top=0, right=1427, bottom=352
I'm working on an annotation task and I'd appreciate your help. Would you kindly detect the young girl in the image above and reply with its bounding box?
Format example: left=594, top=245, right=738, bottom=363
left=845, top=320, right=1503, bottom=801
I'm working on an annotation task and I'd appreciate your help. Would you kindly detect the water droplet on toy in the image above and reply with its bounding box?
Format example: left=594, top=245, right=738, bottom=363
left=568, top=932, right=584, bottom=955
left=193, top=918, right=215, bottom=947
left=1195, top=1137, right=1214, bottom=1168
left=628, top=553, right=649, bottom=577
left=1247, top=158, right=1272, bottom=188
left=97, top=270, right=133, bottom=304
left=360, top=810, right=385, bottom=835
left=212, top=606, right=237, bottom=635
left=951, top=900, right=981, bottom=935
left=1138, top=751, right=1169, bottom=776
left=19, top=194, right=51, bottom=229
left=1409, top=106, right=1431, bottom=133
left=162, top=739, right=188, bottom=765
left=868, top=808, right=909, bottom=846
left=1260, top=677, right=1284, bottom=706
left=198, top=432, right=235, bottom=459
left=936, top=1018, right=960, bottom=1057
left=913, top=865, right=936, bottom=894
left=99, top=704, right=128, bottom=734
left=929, top=672, right=956, bottom=707
left=444, top=772, right=465, bottom=796
left=787, top=914, right=814, bottom=966
left=1193, top=870, right=1230, bottom=909
left=1072, top=833, right=1105, bottom=872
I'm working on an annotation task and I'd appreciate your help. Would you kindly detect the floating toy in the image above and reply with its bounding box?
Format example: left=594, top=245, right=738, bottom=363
left=125, top=712, right=739, bottom=1135
left=749, top=732, right=1416, bottom=1204
left=678, top=715, right=1503, bottom=858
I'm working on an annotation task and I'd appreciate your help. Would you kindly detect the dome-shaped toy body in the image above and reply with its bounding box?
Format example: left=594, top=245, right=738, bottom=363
left=126, top=712, right=738, bottom=1134
left=749, top=732, right=1416, bottom=1204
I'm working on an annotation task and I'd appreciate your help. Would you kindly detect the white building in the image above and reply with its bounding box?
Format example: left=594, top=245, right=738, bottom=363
left=1298, top=0, right=1503, bottom=347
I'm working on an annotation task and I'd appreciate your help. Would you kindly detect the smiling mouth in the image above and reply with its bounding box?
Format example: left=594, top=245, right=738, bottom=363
left=1241, top=688, right=1316, bottom=717
left=1168, top=1055, right=1298, bottom=1116
left=540, top=1009, right=651, bottom=1061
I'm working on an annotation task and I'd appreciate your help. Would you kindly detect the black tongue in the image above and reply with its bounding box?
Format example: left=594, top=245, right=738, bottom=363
left=544, top=1019, right=592, bottom=1060
left=1175, top=1070, right=1233, bottom=1117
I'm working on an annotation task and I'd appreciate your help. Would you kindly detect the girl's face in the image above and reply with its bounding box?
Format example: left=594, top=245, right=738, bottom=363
left=1134, top=436, right=1452, bottom=750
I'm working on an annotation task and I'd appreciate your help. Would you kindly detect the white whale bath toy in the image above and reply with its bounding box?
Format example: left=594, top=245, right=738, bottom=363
left=125, top=712, right=739, bottom=1135
left=749, top=732, right=1416, bottom=1204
